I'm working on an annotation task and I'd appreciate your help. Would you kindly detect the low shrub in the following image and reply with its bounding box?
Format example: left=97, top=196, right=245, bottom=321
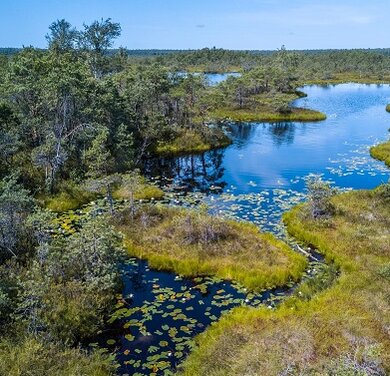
left=0, top=335, right=116, bottom=376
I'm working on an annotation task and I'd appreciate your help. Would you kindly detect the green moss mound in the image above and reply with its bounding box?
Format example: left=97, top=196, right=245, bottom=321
left=112, top=206, right=307, bottom=291
left=155, top=129, right=231, bottom=156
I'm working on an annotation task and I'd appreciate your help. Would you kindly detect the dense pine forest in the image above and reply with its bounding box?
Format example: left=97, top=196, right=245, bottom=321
left=0, top=18, right=390, bottom=376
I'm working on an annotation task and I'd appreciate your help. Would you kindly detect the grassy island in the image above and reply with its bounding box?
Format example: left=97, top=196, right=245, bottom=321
left=386, top=104, right=390, bottom=112
left=304, top=72, right=390, bottom=85
left=210, top=107, right=326, bottom=123
left=209, top=88, right=326, bottom=123
left=113, top=206, right=307, bottom=291
left=154, top=128, right=232, bottom=156
left=179, top=187, right=390, bottom=375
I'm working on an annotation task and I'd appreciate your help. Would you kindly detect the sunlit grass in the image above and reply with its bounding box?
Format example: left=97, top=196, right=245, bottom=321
left=304, top=72, right=390, bottom=85
left=210, top=107, right=326, bottom=122
left=112, top=205, right=307, bottom=291
left=39, top=176, right=164, bottom=213
left=179, top=189, right=390, bottom=375
left=0, top=335, right=115, bottom=376
left=370, top=140, right=390, bottom=168
left=37, top=181, right=97, bottom=212
left=113, top=182, right=164, bottom=201
left=155, top=129, right=231, bottom=156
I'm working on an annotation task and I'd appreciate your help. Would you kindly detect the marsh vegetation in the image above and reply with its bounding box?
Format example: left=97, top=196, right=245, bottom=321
left=179, top=186, right=390, bottom=375
left=1, top=17, right=390, bottom=376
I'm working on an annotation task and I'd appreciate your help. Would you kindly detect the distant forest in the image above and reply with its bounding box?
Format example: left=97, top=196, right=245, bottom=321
left=2, top=47, right=390, bottom=56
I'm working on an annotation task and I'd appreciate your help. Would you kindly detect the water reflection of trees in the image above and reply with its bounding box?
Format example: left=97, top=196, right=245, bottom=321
left=228, top=122, right=297, bottom=148
left=143, top=122, right=298, bottom=191
left=227, top=123, right=257, bottom=148
left=268, top=122, right=296, bottom=146
left=143, top=148, right=226, bottom=192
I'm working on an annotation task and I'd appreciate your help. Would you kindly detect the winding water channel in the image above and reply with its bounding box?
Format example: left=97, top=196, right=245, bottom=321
left=79, top=82, right=390, bottom=375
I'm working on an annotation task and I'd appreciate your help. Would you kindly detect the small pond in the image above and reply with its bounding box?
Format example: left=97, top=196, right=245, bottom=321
left=176, top=71, right=241, bottom=86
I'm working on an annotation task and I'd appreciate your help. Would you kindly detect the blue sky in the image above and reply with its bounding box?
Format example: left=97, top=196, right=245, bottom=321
left=1, top=0, right=389, bottom=50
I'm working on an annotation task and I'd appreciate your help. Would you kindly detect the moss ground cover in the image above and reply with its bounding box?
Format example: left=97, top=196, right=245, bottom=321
left=178, top=187, right=390, bottom=375
left=112, top=205, right=307, bottom=291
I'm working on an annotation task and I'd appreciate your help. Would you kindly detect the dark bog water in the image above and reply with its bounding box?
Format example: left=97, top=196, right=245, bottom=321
left=100, top=259, right=303, bottom=375
left=94, top=83, right=390, bottom=375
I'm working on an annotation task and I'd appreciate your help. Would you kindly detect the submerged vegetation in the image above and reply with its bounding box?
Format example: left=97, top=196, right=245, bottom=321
left=113, top=205, right=307, bottom=291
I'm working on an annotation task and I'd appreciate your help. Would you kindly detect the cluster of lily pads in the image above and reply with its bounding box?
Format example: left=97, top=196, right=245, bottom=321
left=97, top=254, right=326, bottom=376
left=51, top=141, right=389, bottom=375
left=53, top=195, right=325, bottom=375
left=328, top=142, right=389, bottom=178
